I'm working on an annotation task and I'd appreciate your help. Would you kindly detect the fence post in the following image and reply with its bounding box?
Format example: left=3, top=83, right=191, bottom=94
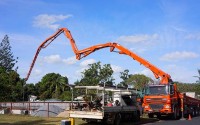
left=10, top=102, right=12, bottom=112
left=29, top=102, right=30, bottom=115
left=48, top=102, right=49, bottom=117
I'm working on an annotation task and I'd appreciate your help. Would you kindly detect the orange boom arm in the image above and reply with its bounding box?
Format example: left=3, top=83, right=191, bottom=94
left=25, top=28, right=171, bottom=84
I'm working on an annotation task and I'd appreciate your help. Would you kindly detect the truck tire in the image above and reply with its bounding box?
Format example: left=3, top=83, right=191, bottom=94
left=196, top=109, right=199, bottom=116
left=135, top=111, right=140, bottom=122
left=172, top=107, right=179, bottom=120
left=198, top=109, right=200, bottom=116
left=156, top=114, right=161, bottom=119
left=197, top=109, right=200, bottom=116
left=192, top=109, right=195, bottom=117
left=148, top=113, right=154, bottom=118
left=114, top=113, right=121, bottom=125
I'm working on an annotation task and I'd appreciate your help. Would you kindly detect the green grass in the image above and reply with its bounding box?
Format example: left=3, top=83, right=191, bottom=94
left=0, top=114, right=158, bottom=125
left=0, top=114, right=85, bottom=125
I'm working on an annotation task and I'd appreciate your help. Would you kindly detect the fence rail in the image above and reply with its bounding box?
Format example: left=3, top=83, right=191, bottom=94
left=0, top=102, right=72, bottom=117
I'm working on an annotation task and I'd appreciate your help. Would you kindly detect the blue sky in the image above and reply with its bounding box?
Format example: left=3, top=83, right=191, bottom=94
left=0, top=0, right=200, bottom=84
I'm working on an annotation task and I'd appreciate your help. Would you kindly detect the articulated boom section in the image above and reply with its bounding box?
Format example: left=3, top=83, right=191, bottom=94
left=25, top=28, right=171, bottom=84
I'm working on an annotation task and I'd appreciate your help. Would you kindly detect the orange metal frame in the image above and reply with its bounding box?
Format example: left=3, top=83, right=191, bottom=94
left=25, top=28, right=171, bottom=84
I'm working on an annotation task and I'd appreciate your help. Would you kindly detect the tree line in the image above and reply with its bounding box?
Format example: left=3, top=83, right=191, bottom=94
left=0, top=35, right=200, bottom=102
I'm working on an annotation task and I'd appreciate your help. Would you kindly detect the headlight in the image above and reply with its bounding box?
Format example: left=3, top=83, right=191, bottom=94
left=146, top=98, right=151, bottom=101
left=164, top=105, right=171, bottom=108
left=144, top=105, right=149, bottom=108
left=167, top=99, right=171, bottom=103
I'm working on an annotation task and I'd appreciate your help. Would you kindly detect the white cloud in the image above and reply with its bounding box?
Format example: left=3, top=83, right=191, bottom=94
left=130, top=47, right=147, bottom=53
left=75, top=59, right=96, bottom=76
left=42, top=55, right=78, bottom=65
left=133, top=69, right=155, bottom=80
left=117, top=34, right=158, bottom=43
left=140, top=69, right=155, bottom=79
left=164, top=64, right=197, bottom=83
left=44, top=54, right=62, bottom=63
left=75, top=67, right=88, bottom=76
left=185, top=33, right=200, bottom=40
left=171, top=26, right=187, bottom=32
left=32, top=69, right=42, bottom=77
left=33, top=14, right=72, bottom=30
left=80, top=59, right=96, bottom=67
left=160, top=51, right=199, bottom=61
left=133, top=65, right=197, bottom=83
left=111, top=65, right=123, bottom=73
left=63, top=56, right=77, bottom=65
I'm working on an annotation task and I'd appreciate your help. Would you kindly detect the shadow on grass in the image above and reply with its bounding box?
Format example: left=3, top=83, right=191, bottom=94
left=0, top=120, right=46, bottom=125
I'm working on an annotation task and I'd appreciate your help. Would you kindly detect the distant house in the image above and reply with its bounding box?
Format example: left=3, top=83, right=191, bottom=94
left=29, top=95, right=37, bottom=102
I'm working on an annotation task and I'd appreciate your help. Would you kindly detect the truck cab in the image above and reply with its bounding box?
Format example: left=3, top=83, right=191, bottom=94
left=143, top=83, right=180, bottom=119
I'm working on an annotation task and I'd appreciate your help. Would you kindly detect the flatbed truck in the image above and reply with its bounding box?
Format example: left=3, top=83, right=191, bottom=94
left=69, top=85, right=142, bottom=125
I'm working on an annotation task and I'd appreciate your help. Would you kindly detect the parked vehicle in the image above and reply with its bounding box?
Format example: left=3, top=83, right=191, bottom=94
left=69, top=85, right=142, bottom=125
left=25, top=27, right=200, bottom=120
left=143, top=83, right=200, bottom=119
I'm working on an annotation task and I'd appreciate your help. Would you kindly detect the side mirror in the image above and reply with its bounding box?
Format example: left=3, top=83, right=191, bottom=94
left=171, top=89, right=174, bottom=95
left=170, top=84, right=175, bottom=95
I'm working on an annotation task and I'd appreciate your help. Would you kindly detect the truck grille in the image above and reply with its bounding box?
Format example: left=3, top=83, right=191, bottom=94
left=146, top=98, right=165, bottom=103
left=149, top=104, right=163, bottom=110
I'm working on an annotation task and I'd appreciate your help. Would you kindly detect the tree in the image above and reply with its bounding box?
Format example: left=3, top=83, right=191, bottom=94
left=119, top=69, right=130, bottom=87
left=78, top=62, right=114, bottom=86
left=99, top=63, right=114, bottom=86
left=0, top=35, right=18, bottom=71
left=0, top=67, right=23, bottom=101
left=0, top=35, right=22, bottom=102
left=0, top=35, right=25, bottom=102
left=36, top=73, right=69, bottom=100
left=177, top=82, right=200, bottom=95
left=194, top=69, right=200, bottom=83
left=127, top=74, right=153, bottom=90
left=0, top=67, right=10, bottom=101
left=24, top=83, right=38, bottom=101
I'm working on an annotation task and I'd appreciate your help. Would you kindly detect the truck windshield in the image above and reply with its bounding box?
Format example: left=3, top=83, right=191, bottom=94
left=146, top=85, right=168, bottom=95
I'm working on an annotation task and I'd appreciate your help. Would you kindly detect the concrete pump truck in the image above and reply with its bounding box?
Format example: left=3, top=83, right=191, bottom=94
left=25, top=28, right=200, bottom=122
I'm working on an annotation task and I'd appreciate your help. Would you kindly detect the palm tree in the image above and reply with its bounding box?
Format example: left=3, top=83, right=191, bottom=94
left=52, top=75, right=68, bottom=99
left=39, top=73, right=69, bottom=100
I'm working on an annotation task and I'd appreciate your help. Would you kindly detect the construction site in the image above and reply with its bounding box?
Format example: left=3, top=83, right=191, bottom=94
left=1, top=27, right=200, bottom=125
left=1, top=1, right=200, bottom=125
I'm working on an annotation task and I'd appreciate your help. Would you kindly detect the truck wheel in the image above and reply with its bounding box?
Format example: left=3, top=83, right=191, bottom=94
left=148, top=113, right=154, bottom=118
left=197, top=109, right=200, bottom=116
left=199, top=109, right=200, bottom=116
left=156, top=114, right=161, bottom=119
left=196, top=109, right=199, bottom=116
left=114, top=113, right=121, bottom=125
left=135, top=111, right=140, bottom=122
left=172, top=107, right=178, bottom=120
left=192, top=109, right=195, bottom=117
